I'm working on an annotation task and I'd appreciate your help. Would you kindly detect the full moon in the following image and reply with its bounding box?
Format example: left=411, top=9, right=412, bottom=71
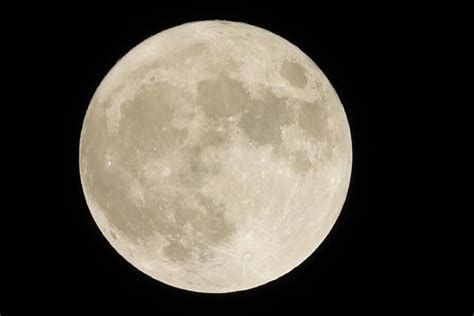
left=79, top=20, right=352, bottom=293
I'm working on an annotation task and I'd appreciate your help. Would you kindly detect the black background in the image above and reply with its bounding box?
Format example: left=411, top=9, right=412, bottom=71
left=61, top=7, right=371, bottom=313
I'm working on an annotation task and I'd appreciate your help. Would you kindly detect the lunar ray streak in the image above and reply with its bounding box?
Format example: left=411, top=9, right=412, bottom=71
left=278, top=176, right=301, bottom=226
left=242, top=261, right=248, bottom=285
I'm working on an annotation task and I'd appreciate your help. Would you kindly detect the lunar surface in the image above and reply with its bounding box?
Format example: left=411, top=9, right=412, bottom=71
left=79, top=20, right=352, bottom=293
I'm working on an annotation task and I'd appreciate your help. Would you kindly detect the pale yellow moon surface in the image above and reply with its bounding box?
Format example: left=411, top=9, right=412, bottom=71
left=79, top=20, right=352, bottom=293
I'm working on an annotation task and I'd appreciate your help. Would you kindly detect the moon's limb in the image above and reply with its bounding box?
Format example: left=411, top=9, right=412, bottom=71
left=79, top=20, right=352, bottom=293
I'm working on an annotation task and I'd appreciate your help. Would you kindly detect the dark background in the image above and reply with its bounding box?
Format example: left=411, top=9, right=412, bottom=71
left=61, top=7, right=371, bottom=313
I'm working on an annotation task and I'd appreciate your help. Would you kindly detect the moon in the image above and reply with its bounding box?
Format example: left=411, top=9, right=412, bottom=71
left=79, top=20, right=352, bottom=293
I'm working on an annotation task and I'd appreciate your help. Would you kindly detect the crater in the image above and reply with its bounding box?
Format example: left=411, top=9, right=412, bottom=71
left=281, top=61, right=308, bottom=88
